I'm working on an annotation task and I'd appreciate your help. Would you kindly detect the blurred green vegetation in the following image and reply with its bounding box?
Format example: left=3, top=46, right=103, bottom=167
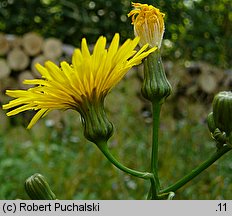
left=1, top=75, right=232, bottom=199
left=0, top=0, right=232, bottom=199
left=0, top=0, right=231, bottom=68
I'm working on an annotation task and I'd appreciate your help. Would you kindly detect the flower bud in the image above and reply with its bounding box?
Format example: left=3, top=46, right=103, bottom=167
left=141, top=51, right=172, bottom=103
left=25, top=173, right=56, bottom=200
left=213, top=91, right=232, bottom=135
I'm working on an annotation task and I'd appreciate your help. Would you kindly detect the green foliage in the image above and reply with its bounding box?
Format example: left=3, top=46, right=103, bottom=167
left=156, top=0, right=232, bottom=68
left=0, top=0, right=131, bottom=46
left=0, top=0, right=231, bottom=199
left=1, top=76, right=232, bottom=199
left=0, top=0, right=231, bottom=67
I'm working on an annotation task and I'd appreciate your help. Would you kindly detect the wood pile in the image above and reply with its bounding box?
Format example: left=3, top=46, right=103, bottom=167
left=0, top=32, right=75, bottom=130
left=163, top=61, right=231, bottom=123
left=1, top=31, right=232, bottom=130
left=0, top=32, right=74, bottom=103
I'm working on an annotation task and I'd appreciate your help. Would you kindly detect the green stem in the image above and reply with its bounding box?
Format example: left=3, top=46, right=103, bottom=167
left=97, top=142, right=153, bottom=180
left=161, top=146, right=231, bottom=193
left=149, top=101, right=162, bottom=197
left=151, top=102, right=161, bottom=175
left=150, top=177, right=158, bottom=199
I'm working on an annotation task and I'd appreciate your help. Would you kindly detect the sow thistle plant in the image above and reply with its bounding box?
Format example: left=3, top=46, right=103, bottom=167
left=3, top=2, right=232, bottom=200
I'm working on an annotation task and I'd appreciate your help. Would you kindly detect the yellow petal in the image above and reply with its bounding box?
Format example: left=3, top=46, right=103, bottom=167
left=27, top=108, right=48, bottom=129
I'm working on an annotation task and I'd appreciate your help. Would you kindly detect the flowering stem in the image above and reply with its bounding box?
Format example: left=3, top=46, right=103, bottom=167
left=148, top=101, right=162, bottom=198
left=142, top=51, right=171, bottom=199
left=160, top=145, right=232, bottom=194
left=97, top=142, right=154, bottom=180
left=151, top=102, right=161, bottom=178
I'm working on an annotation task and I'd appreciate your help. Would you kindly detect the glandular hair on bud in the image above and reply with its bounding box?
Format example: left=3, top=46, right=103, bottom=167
left=213, top=91, right=232, bottom=135
left=25, top=173, right=56, bottom=200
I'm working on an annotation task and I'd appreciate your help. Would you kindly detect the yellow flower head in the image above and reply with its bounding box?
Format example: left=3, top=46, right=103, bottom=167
left=128, top=2, right=165, bottom=49
left=3, top=33, right=156, bottom=129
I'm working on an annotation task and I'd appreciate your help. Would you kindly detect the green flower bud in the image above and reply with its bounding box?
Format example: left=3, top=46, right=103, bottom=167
left=79, top=95, right=113, bottom=144
left=25, top=173, right=56, bottom=200
left=141, top=51, right=172, bottom=104
left=207, top=112, right=216, bottom=134
left=213, top=91, right=232, bottom=135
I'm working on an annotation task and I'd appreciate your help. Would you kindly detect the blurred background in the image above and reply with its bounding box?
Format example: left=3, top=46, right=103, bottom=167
left=0, top=0, right=232, bottom=199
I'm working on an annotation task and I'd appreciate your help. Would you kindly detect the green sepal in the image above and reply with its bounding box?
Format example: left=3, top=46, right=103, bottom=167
left=25, top=173, right=56, bottom=200
left=207, top=112, right=216, bottom=134
left=213, top=128, right=226, bottom=144
left=141, top=51, right=172, bottom=104
left=212, top=128, right=226, bottom=149
left=79, top=93, right=113, bottom=144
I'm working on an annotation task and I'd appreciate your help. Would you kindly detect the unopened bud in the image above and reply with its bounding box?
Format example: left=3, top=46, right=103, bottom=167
left=25, top=173, right=56, bottom=200
left=213, top=91, right=232, bottom=135
left=141, top=51, right=172, bottom=103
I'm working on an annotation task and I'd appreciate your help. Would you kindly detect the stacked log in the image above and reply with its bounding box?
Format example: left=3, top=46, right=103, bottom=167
left=0, top=32, right=231, bottom=129
left=22, top=32, right=43, bottom=56
left=166, top=61, right=227, bottom=100
left=163, top=61, right=230, bottom=123
left=0, top=32, right=74, bottom=100
left=0, top=32, right=75, bottom=129
left=7, top=48, right=30, bottom=71
left=0, top=59, right=10, bottom=79
left=0, top=33, right=10, bottom=55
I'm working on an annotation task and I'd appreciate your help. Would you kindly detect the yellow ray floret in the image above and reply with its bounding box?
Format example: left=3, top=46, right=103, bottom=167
left=128, top=2, right=165, bottom=48
left=3, top=33, right=156, bottom=129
